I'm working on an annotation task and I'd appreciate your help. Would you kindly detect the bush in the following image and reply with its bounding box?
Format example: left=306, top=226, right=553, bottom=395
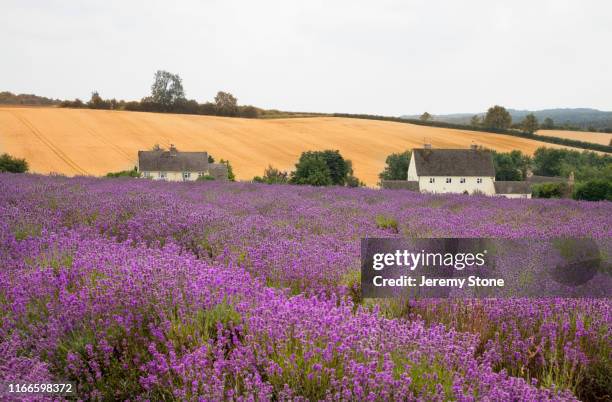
left=197, top=174, right=215, bottom=181
left=379, top=151, right=411, bottom=181
left=219, top=159, right=236, bottom=181
left=106, top=167, right=140, bottom=178
left=0, top=153, right=28, bottom=173
left=254, top=165, right=289, bottom=184
left=290, top=153, right=332, bottom=186
left=573, top=179, right=612, bottom=201
left=532, top=183, right=568, bottom=198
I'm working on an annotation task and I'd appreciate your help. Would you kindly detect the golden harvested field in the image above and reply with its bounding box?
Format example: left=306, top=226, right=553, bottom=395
left=537, top=129, right=611, bottom=146
left=0, top=106, right=585, bottom=186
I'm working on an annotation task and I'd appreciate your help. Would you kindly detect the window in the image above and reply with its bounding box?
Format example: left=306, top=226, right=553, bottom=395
left=143, top=172, right=150, bottom=178
left=159, top=172, right=167, bottom=180
left=446, top=178, right=452, bottom=184
left=460, top=178, right=466, bottom=183
left=429, top=177, right=435, bottom=183
left=477, top=178, right=483, bottom=184
left=182, top=172, right=191, bottom=181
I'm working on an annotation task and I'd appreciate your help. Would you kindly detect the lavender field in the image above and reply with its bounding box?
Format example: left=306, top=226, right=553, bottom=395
left=1, top=174, right=610, bottom=401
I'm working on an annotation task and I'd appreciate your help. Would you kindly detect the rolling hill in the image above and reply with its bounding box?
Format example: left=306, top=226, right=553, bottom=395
left=0, top=106, right=589, bottom=186
left=402, top=108, right=612, bottom=130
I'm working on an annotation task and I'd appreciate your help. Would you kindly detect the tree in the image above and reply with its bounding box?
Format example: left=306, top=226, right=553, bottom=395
left=378, top=151, right=411, bottom=181
left=492, top=150, right=531, bottom=181
left=219, top=159, right=235, bottom=181
left=290, top=153, right=333, bottom=186
left=214, top=91, right=238, bottom=116
left=0, top=153, right=28, bottom=173
left=150, top=70, right=185, bottom=111
left=542, top=117, right=555, bottom=129
left=87, top=91, right=106, bottom=109
left=419, top=112, right=432, bottom=122
left=317, top=150, right=350, bottom=185
left=208, top=155, right=215, bottom=163
left=253, top=165, right=289, bottom=184
left=532, top=183, right=568, bottom=198
left=573, top=179, right=612, bottom=201
left=483, top=105, right=512, bottom=130
left=521, top=113, right=539, bottom=134
left=345, top=160, right=364, bottom=187
left=470, top=115, right=482, bottom=127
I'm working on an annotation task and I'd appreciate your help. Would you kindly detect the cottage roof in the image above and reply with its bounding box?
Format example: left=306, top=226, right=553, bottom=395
left=494, top=181, right=533, bottom=194
left=138, top=150, right=209, bottom=172
left=413, top=148, right=495, bottom=177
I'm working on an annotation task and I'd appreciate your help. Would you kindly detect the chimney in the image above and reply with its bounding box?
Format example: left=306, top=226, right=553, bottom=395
left=470, top=144, right=478, bottom=150
left=169, top=144, right=178, bottom=154
left=424, top=143, right=432, bottom=149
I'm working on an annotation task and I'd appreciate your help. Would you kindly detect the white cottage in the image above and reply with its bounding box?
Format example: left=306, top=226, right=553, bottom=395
left=137, top=146, right=228, bottom=181
left=406, top=145, right=496, bottom=195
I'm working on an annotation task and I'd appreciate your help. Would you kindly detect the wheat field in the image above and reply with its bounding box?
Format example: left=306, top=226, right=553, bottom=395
left=537, top=129, right=611, bottom=146
left=0, top=106, right=586, bottom=186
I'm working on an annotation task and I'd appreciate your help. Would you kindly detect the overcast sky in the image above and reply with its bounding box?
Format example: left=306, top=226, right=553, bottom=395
left=1, top=0, right=610, bottom=115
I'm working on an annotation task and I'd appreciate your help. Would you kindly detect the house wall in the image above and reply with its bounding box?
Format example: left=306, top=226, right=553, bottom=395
left=141, top=171, right=203, bottom=182
left=407, top=154, right=418, bottom=181
left=417, top=176, right=495, bottom=195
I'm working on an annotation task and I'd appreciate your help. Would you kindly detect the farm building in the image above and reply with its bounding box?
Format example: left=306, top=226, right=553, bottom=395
left=382, top=145, right=532, bottom=198
left=137, top=145, right=228, bottom=181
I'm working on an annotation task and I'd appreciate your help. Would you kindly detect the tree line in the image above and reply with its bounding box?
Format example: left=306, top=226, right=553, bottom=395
left=335, top=109, right=612, bottom=153
left=60, top=70, right=262, bottom=118
left=378, top=147, right=611, bottom=201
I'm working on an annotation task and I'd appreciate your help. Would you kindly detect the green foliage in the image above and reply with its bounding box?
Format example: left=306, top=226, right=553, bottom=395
left=470, top=115, right=482, bottom=127
left=197, top=174, right=215, bottom=181
left=532, top=183, right=568, bottom=199
left=375, top=215, right=398, bottom=232
left=207, top=154, right=215, bottom=163
left=573, top=179, right=612, bottom=201
left=0, top=91, right=60, bottom=105
left=253, top=165, right=289, bottom=184
left=484, top=105, right=512, bottom=130
left=214, top=91, right=238, bottom=116
left=106, top=167, right=140, bottom=178
left=150, top=70, right=185, bottom=111
left=0, top=153, right=29, bottom=173
left=290, top=153, right=333, bottom=186
left=290, top=150, right=350, bottom=186
left=532, top=148, right=612, bottom=180
left=87, top=91, right=112, bottom=109
left=492, top=150, right=531, bottom=181
left=379, top=151, right=411, bottom=181
left=521, top=113, right=539, bottom=134
left=219, top=159, right=236, bottom=181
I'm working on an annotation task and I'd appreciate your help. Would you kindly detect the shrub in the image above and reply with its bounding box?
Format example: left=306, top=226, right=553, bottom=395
left=254, top=165, right=289, bottom=184
left=0, top=153, right=28, bottom=173
left=532, top=182, right=568, bottom=198
left=219, top=159, right=236, bottom=181
left=197, top=174, right=215, bottom=181
left=573, top=179, right=612, bottom=201
left=379, top=151, right=411, bottom=181
left=106, top=167, right=140, bottom=178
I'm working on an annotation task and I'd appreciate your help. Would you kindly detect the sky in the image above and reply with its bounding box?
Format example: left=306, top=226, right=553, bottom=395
left=1, top=0, right=611, bottom=115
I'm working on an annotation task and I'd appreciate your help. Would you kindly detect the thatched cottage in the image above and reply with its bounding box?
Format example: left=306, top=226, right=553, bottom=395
left=137, top=145, right=228, bottom=181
